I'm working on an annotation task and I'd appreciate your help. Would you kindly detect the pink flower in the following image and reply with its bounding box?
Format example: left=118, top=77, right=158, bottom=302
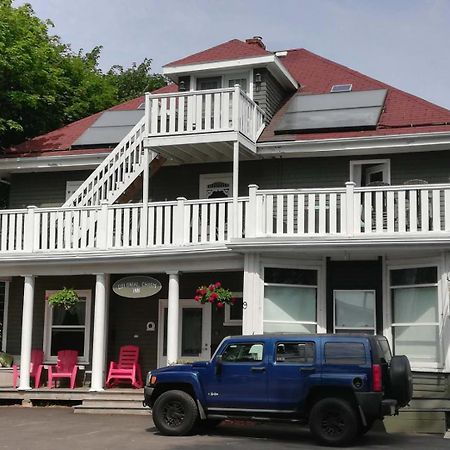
left=208, top=284, right=215, bottom=291
left=215, top=282, right=221, bottom=289
left=194, top=295, right=201, bottom=302
left=216, top=302, right=224, bottom=309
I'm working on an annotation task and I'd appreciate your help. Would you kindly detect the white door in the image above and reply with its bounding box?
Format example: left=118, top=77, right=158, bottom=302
left=158, top=299, right=212, bottom=367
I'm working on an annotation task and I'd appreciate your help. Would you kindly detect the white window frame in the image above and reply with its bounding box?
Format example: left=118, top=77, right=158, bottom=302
left=385, top=260, right=443, bottom=370
left=43, top=289, right=92, bottom=364
left=0, top=279, right=10, bottom=352
left=349, top=159, right=391, bottom=187
left=224, top=292, right=243, bottom=326
left=333, top=289, right=376, bottom=334
left=261, top=259, right=325, bottom=334
left=191, top=70, right=253, bottom=99
left=65, top=180, right=84, bottom=201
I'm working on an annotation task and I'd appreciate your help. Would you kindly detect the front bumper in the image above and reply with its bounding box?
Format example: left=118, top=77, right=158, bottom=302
left=143, top=386, right=154, bottom=407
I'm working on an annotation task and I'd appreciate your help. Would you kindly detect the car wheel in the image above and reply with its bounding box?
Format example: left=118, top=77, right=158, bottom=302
left=152, top=390, right=198, bottom=436
left=388, top=355, right=413, bottom=407
left=309, top=397, right=359, bottom=446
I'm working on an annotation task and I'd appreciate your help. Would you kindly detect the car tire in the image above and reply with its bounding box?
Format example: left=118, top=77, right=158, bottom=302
left=309, top=397, right=359, bottom=446
left=152, top=390, right=198, bottom=436
left=389, top=355, right=413, bottom=407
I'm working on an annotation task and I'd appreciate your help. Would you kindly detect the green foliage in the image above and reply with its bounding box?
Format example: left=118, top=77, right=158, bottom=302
left=0, top=0, right=166, bottom=149
left=108, top=58, right=167, bottom=103
left=47, top=288, right=80, bottom=311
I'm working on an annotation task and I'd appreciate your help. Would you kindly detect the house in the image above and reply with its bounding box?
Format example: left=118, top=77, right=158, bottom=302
left=1, top=36, right=450, bottom=431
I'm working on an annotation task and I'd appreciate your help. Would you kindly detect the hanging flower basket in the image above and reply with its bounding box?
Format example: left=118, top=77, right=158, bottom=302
left=47, top=288, right=80, bottom=311
left=194, top=282, right=236, bottom=309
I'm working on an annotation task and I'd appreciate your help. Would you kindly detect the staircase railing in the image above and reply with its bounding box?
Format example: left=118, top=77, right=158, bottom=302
left=63, top=116, right=150, bottom=207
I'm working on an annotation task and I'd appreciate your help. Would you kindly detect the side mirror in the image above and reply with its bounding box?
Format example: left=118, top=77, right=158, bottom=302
left=215, top=355, right=223, bottom=376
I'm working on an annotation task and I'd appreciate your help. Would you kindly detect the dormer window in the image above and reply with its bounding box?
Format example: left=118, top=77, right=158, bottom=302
left=196, top=76, right=221, bottom=90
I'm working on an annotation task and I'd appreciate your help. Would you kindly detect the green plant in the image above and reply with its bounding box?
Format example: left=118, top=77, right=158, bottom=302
left=195, top=282, right=235, bottom=309
left=47, top=288, right=80, bottom=310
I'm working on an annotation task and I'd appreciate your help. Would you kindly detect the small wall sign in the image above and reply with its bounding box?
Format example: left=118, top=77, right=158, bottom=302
left=113, top=276, right=162, bottom=299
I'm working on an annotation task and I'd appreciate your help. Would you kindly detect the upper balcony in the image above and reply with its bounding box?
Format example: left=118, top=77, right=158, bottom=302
left=144, top=86, right=266, bottom=163
left=1, top=182, right=450, bottom=260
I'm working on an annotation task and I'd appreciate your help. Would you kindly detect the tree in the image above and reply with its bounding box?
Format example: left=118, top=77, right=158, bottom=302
left=108, top=58, right=167, bottom=103
left=0, top=1, right=166, bottom=149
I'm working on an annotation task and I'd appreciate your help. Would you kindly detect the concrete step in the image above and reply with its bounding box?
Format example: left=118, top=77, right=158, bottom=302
left=82, top=399, right=144, bottom=408
left=73, top=405, right=150, bottom=416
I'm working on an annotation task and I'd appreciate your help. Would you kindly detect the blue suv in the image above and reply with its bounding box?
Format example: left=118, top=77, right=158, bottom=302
left=144, top=334, right=412, bottom=446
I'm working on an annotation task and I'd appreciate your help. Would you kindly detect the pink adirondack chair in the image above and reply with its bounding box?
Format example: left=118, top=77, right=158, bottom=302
left=106, top=345, right=143, bottom=388
left=47, top=350, right=78, bottom=389
left=12, top=349, right=44, bottom=389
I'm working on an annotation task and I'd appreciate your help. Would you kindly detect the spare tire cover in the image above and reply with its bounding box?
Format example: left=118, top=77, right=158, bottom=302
left=389, top=355, right=413, bottom=407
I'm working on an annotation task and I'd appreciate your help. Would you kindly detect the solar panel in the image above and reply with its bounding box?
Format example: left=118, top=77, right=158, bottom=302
left=331, top=84, right=352, bottom=93
left=275, top=89, right=387, bottom=134
left=74, top=110, right=144, bottom=146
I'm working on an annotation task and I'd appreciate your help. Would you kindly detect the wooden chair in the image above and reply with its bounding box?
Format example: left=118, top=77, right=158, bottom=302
left=13, top=349, right=44, bottom=389
left=48, top=350, right=78, bottom=389
left=106, top=345, right=143, bottom=388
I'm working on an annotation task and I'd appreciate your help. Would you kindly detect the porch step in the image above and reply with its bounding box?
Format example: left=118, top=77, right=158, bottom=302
left=74, top=393, right=150, bottom=415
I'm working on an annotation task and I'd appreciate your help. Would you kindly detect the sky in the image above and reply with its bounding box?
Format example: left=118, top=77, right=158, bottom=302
left=16, top=0, right=450, bottom=109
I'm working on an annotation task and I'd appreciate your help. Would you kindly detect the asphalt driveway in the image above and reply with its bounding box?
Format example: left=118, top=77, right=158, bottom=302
left=0, top=406, right=448, bottom=450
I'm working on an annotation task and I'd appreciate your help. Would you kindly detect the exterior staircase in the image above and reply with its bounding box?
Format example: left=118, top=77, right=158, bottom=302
left=73, top=389, right=150, bottom=415
left=64, top=116, right=158, bottom=207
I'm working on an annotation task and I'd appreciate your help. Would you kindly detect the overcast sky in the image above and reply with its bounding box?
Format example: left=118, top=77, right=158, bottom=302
left=16, top=0, right=450, bottom=109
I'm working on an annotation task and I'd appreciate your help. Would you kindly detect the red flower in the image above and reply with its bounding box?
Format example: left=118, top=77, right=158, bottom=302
left=200, top=289, right=207, bottom=296
left=194, top=295, right=201, bottom=302
left=196, top=288, right=201, bottom=294
left=216, top=302, right=224, bottom=309
left=208, top=284, right=215, bottom=291
left=210, top=292, right=218, bottom=300
left=215, top=282, right=221, bottom=289
left=208, top=297, right=214, bottom=303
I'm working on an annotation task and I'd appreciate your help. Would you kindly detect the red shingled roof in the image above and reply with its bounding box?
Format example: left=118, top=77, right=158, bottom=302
left=4, top=84, right=177, bottom=158
left=164, top=39, right=270, bottom=67
left=260, top=49, right=450, bottom=142
left=4, top=44, right=450, bottom=158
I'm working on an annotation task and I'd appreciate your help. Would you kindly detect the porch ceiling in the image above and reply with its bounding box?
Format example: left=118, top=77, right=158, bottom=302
left=146, top=133, right=259, bottom=165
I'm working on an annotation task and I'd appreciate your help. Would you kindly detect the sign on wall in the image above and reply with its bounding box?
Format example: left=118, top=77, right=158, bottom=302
left=113, top=276, right=162, bottom=299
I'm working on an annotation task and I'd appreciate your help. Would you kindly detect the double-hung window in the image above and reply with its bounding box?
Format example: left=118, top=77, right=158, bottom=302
left=44, top=289, right=91, bottom=363
left=390, top=266, right=440, bottom=365
left=263, top=267, right=318, bottom=333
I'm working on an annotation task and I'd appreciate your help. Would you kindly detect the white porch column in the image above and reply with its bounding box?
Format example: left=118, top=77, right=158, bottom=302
left=18, top=275, right=35, bottom=390
left=232, top=140, right=239, bottom=238
left=242, top=253, right=263, bottom=335
left=90, top=273, right=109, bottom=391
left=166, top=272, right=180, bottom=365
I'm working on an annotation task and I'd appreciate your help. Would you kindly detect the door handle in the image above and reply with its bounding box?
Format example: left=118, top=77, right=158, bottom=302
left=300, top=367, right=315, bottom=374
left=251, top=367, right=266, bottom=373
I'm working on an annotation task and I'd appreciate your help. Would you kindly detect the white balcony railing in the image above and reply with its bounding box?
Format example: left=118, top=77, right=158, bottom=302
left=146, top=86, right=266, bottom=142
left=1, top=183, right=450, bottom=256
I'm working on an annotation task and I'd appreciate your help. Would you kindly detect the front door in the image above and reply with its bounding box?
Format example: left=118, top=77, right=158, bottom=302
left=158, top=299, right=211, bottom=367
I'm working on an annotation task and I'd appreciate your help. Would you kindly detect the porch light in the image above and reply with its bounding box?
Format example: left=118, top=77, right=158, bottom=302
left=179, top=80, right=186, bottom=91
left=255, top=72, right=262, bottom=92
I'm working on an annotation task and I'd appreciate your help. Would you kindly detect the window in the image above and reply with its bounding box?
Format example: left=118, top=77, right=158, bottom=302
left=44, top=290, right=91, bottom=363
left=390, top=266, right=440, bottom=365
left=65, top=181, right=84, bottom=201
left=324, top=342, right=366, bottom=365
left=331, top=84, right=352, bottom=93
left=199, top=173, right=232, bottom=199
left=224, top=293, right=243, bottom=326
left=350, top=160, right=390, bottom=187
left=276, top=342, right=315, bottom=364
left=222, top=343, right=263, bottom=362
left=334, top=290, right=376, bottom=334
left=196, top=77, right=221, bottom=91
left=263, top=267, right=318, bottom=333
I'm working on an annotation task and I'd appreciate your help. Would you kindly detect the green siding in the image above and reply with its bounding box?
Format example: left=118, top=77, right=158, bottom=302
left=8, top=170, right=92, bottom=209
left=149, top=150, right=450, bottom=201
left=252, top=68, right=287, bottom=123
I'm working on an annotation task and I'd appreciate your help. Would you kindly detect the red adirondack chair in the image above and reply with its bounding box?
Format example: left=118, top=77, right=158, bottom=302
left=13, top=349, right=44, bottom=389
left=47, top=350, right=78, bottom=389
left=106, top=345, right=143, bottom=388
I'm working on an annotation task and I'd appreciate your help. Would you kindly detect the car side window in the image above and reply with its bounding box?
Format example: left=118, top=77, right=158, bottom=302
left=276, top=342, right=315, bottom=364
left=324, top=342, right=366, bottom=365
left=221, top=343, right=264, bottom=363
